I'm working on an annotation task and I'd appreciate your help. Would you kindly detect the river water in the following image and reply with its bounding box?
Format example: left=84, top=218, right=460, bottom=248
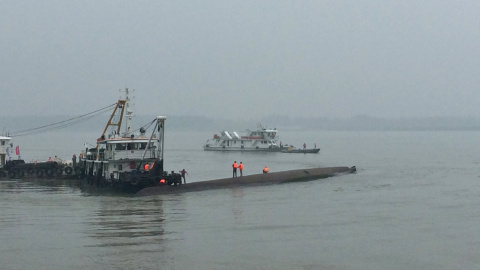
left=1, top=130, right=480, bottom=269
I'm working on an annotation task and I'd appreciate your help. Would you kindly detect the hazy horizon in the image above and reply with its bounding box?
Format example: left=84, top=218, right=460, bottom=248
left=3, top=114, right=480, bottom=134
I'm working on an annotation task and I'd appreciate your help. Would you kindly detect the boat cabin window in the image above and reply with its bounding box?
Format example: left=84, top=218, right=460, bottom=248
left=1, top=141, right=4, bottom=146
left=139, top=142, right=154, bottom=149
left=127, top=143, right=136, bottom=150
left=115, top=143, right=126, bottom=150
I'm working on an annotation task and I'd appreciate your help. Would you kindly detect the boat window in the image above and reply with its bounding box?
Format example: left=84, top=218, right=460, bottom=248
left=116, top=143, right=126, bottom=150
left=140, top=143, right=147, bottom=149
left=127, top=143, right=136, bottom=150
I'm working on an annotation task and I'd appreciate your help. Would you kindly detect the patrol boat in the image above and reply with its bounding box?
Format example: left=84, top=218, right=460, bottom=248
left=203, top=125, right=283, bottom=151
left=79, top=90, right=181, bottom=192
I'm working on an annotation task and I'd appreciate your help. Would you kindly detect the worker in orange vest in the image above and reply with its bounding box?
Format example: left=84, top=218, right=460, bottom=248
left=232, top=161, right=238, bottom=178
left=239, top=162, right=244, bottom=177
left=144, top=163, right=150, bottom=171
left=263, top=166, right=269, bottom=174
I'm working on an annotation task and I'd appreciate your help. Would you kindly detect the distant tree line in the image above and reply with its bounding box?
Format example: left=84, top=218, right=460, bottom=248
left=2, top=115, right=480, bottom=133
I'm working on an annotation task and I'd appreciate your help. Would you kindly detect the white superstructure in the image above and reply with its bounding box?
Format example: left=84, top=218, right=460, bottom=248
left=204, top=125, right=282, bottom=151
left=0, top=136, right=12, bottom=166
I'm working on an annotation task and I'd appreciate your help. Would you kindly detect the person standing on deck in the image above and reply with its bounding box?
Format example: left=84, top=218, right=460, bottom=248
left=303, top=143, right=306, bottom=150
left=239, top=162, right=244, bottom=177
left=263, top=166, right=269, bottom=173
left=180, top=169, right=188, bottom=184
left=232, top=161, right=238, bottom=178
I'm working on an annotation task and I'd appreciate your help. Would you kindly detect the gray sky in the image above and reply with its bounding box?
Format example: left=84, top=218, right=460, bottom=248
left=1, top=0, right=479, bottom=119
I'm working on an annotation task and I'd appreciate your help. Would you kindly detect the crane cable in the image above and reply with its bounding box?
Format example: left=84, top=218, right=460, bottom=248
left=9, top=103, right=117, bottom=137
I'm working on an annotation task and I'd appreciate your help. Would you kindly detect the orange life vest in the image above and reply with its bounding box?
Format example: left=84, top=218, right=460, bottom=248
left=144, top=164, right=150, bottom=171
left=233, top=162, right=238, bottom=169
left=239, top=164, right=243, bottom=170
left=263, top=167, right=269, bottom=173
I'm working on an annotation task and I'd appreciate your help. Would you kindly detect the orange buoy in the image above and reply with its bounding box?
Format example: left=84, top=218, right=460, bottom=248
left=160, top=179, right=166, bottom=184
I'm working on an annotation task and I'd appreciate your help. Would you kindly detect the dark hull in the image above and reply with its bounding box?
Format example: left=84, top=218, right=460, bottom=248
left=280, top=148, right=320, bottom=153
left=78, top=175, right=161, bottom=194
left=136, top=166, right=356, bottom=196
left=0, top=160, right=77, bottom=179
left=77, top=160, right=182, bottom=194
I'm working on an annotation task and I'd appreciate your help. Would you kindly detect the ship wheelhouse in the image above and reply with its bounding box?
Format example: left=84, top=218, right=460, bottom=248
left=97, top=138, right=157, bottom=161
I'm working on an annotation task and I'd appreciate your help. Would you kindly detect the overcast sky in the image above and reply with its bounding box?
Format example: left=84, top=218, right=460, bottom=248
left=1, top=0, right=479, bottom=120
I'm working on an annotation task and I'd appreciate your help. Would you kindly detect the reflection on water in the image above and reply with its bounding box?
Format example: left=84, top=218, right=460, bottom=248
left=81, top=194, right=189, bottom=269
left=0, top=177, right=81, bottom=194
left=87, top=199, right=165, bottom=245
left=231, top=187, right=244, bottom=223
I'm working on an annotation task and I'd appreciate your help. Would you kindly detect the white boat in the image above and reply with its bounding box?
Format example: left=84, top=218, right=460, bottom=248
left=0, top=135, right=12, bottom=166
left=203, top=125, right=284, bottom=151
left=80, top=90, right=180, bottom=191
